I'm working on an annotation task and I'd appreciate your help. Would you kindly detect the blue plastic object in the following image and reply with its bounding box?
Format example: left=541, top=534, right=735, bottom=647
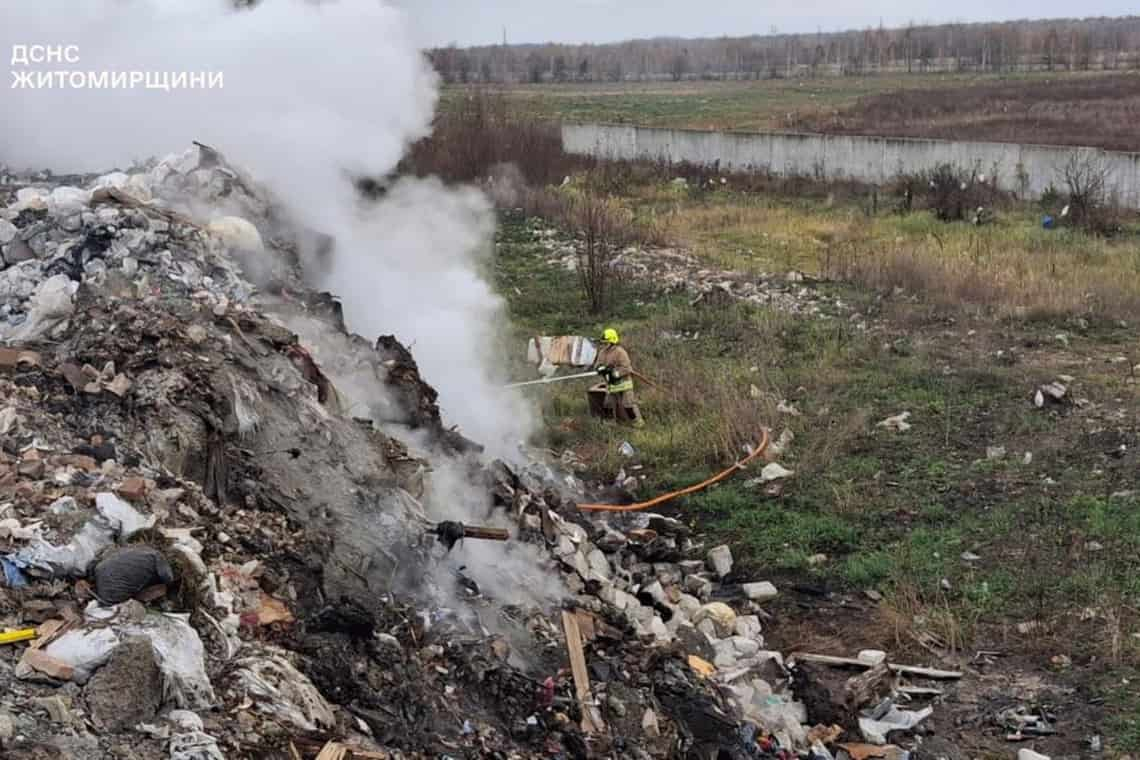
left=0, top=557, right=28, bottom=587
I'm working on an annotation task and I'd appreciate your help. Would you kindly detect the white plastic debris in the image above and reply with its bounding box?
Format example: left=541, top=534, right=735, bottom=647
left=231, top=652, right=336, bottom=732
left=92, top=172, right=130, bottom=191
left=11, top=518, right=116, bottom=578
left=95, top=492, right=156, bottom=537
left=229, top=375, right=263, bottom=439
left=859, top=703, right=933, bottom=744
left=760, top=462, right=794, bottom=482
left=48, top=186, right=92, bottom=214
left=877, top=411, right=912, bottom=432
left=776, top=399, right=802, bottom=416
left=0, top=407, right=18, bottom=435
left=12, top=187, right=48, bottom=212
left=40, top=626, right=121, bottom=683
left=768, top=429, right=795, bottom=457
left=207, top=216, right=264, bottom=254
left=167, top=710, right=204, bottom=733
left=1, top=274, right=77, bottom=342
left=169, top=730, right=226, bottom=760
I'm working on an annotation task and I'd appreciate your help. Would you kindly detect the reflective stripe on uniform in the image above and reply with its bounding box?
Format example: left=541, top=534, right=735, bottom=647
left=607, top=378, right=634, bottom=393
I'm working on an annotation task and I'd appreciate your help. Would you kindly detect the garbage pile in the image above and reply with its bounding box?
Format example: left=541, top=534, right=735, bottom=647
left=531, top=225, right=862, bottom=325
left=0, top=147, right=953, bottom=759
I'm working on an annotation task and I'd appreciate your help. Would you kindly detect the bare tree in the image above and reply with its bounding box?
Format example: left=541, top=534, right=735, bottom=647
left=1058, top=151, right=1116, bottom=234
left=570, top=188, right=633, bottom=314
left=669, top=51, right=689, bottom=81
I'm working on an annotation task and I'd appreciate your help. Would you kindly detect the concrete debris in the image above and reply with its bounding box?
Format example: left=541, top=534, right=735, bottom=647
left=536, top=225, right=860, bottom=321
left=857, top=650, right=888, bottom=667
left=84, top=636, right=163, bottom=731
left=742, top=581, right=779, bottom=602
left=1017, top=751, right=1051, bottom=760
left=986, top=445, right=1006, bottom=460
left=17, top=647, right=76, bottom=681
left=693, top=602, right=737, bottom=637
left=707, top=544, right=734, bottom=577
left=877, top=412, right=912, bottom=432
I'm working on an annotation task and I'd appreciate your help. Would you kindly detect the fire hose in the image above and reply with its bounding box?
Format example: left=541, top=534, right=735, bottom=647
left=505, top=369, right=667, bottom=392
left=577, top=428, right=770, bottom=513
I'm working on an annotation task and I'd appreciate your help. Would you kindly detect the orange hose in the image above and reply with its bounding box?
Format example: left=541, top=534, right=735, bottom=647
left=577, top=429, right=770, bottom=513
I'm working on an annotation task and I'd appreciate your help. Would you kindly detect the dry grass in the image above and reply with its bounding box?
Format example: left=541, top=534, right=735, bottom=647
left=830, top=230, right=1140, bottom=322
left=789, top=73, right=1140, bottom=152
left=632, top=189, right=1140, bottom=322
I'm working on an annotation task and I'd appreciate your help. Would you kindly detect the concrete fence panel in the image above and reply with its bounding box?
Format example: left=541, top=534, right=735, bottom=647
left=562, top=123, right=1140, bottom=208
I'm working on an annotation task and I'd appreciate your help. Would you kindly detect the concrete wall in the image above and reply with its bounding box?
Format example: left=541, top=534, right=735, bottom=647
left=562, top=123, right=1140, bottom=207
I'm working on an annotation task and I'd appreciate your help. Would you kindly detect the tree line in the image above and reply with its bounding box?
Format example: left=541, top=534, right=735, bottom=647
left=428, top=16, right=1140, bottom=84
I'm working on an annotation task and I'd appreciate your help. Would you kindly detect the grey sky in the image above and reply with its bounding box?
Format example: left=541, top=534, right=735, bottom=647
left=396, top=1, right=1137, bottom=47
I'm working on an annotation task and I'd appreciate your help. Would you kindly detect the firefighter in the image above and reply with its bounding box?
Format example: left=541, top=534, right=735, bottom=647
left=593, top=328, right=645, bottom=427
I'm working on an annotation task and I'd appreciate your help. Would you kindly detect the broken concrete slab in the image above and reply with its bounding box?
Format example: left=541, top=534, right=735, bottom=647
left=84, top=637, right=163, bottom=732
left=734, top=614, right=762, bottom=639
left=706, top=544, right=733, bottom=577
left=742, top=581, right=779, bottom=602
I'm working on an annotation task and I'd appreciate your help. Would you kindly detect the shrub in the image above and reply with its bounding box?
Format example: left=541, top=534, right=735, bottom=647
left=1058, top=150, right=1121, bottom=236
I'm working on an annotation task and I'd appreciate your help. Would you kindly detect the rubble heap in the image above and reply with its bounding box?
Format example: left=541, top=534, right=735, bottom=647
left=0, top=147, right=808, bottom=759
left=532, top=225, right=865, bottom=327
left=1, top=148, right=952, bottom=759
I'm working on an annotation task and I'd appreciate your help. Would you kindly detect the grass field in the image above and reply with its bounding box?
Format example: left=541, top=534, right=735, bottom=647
left=626, top=181, right=1140, bottom=322
left=443, top=73, right=1024, bottom=130
left=444, top=71, right=1140, bottom=151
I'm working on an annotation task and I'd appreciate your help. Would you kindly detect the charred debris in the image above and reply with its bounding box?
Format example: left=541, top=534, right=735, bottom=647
left=0, top=147, right=958, bottom=759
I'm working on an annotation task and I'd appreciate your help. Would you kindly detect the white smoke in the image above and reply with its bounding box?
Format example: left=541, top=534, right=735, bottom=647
left=1, top=0, right=534, bottom=457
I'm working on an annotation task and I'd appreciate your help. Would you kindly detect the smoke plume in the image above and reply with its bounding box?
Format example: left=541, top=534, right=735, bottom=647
left=1, top=0, right=534, bottom=458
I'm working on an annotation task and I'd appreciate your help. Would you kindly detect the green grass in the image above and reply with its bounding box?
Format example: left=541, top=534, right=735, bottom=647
left=495, top=206, right=1140, bottom=655
left=448, top=72, right=1080, bottom=132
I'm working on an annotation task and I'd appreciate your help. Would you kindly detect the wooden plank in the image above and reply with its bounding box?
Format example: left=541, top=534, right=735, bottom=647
left=791, top=652, right=963, bottom=680
left=562, top=610, right=604, bottom=734
left=574, top=610, right=597, bottom=643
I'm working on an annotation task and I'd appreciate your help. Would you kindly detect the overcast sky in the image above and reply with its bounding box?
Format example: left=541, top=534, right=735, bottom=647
left=396, top=1, right=1137, bottom=47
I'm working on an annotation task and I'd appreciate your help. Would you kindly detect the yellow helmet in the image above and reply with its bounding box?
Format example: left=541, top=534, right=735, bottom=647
left=602, top=328, right=619, bottom=344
